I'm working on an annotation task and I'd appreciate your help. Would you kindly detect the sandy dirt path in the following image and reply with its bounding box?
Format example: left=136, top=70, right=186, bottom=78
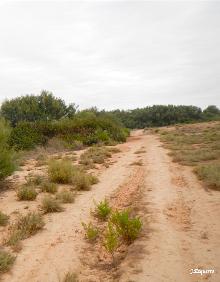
left=1, top=131, right=220, bottom=282
left=121, top=134, right=220, bottom=282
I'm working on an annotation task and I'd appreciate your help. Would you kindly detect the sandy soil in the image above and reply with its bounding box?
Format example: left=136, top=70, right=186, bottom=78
left=1, top=130, right=220, bottom=282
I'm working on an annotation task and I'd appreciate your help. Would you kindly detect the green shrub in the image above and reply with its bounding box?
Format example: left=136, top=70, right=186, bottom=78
left=7, top=212, right=44, bottom=248
left=17, top=185, right=37, bottom=201
left=103, top=223, right=119, bottom=258
left=41, top=196, right=63, bottom=213
left=41, top=181, right=58, bottom=194
left=48, top=159, right=74, bottom=184
left=56, top=190, right=75, bottom=203
left=94, top=199, right=111, bottom=220
left=0, top=250, right=15, bottom=273
left=0, top=211, right=9, bottom=226
left=9, top=121, right=45, bottom=150
left=111, top=210, right=142, bottom=242
left=0, top=119, right=16, bottom=181
left=82, top=222, right=98, bottom=241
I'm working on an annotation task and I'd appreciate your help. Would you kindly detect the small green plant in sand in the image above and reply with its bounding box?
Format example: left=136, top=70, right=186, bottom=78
left=82, top=222, right=98, bottom=241
left=110, top=210, right=142, bottom=243
left=94, top=199, right=111, bottom=220
left=48, top=159, right=74, bottom=184
left=103, top=222, right=119, bottom=261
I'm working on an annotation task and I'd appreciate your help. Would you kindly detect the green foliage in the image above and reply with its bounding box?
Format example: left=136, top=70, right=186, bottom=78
left=103, top=223, right=119, bottom=256
left=48, top=159, right=74, bottom=184
left=110, top=105, right=217, bottom=128
left=0, top=250, right=15, bottom=273
left=0, top=119, right=16, bottom=181
left=1, top=90, right=77, bottom=126
left=56, top=190, right=75, bottom=203
left=110, top=210, right=142, bottom=242
left=41, top=181, right=58, bottom=194
left=95, top=199, right=111, bottom=220
left=7, top=212, right=44, bottom=248
left=17, top=185, right=37, bottom=201
left=41, top=196, right=63, bottom=213
left=9, top=121, right=45, bottom=150
left=0, top=211, right=9, bottom=226
left=82, top=222, right=98, bottom=241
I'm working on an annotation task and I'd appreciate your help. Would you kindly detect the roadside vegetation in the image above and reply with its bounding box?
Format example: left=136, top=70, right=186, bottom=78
left=7, top=212, right=45, bottom=250
left=159, top=122, right=220, bottom=190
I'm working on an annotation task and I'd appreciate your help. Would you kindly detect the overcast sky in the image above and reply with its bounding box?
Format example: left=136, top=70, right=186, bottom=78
left=0, top=1, right=219, bottom=110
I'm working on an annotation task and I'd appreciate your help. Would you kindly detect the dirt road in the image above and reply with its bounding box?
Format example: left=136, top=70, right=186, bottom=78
left=2, top=131, right=220, bottom=282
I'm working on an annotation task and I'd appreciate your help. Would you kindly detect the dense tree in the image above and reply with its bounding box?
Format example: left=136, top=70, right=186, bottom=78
left=0, top=90, right=77, bottom=126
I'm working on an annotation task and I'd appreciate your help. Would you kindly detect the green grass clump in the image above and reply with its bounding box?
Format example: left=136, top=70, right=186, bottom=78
left=63, top=272, right=78, bottom=282
left=95, top=199, right=111, bottom=220
left=41, top=196, right=63, bottom=213
left=41, top=181, right=58, bottom=194
left=48, top=159, right=74, bottom=184
left=82, top=222, right=98, bottom=241
left=7, top=212, right=45, bottom=248
left=111, top=210, right=142, bottom=243
left=56, top=190, right=75, bottom=203
left=0, top=211, right=9, bottom=226
left=17, top=185, right=37, bottom=201
left=195, top=163, right=220, bottom=190
left=26, top=174, right=45, bottom=186
left=0, top=250, right=15, bottom=273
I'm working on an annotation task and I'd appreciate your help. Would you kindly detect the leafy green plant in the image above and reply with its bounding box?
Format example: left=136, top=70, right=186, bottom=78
left=17, top=185, right=37, bottom=201
left=110, top=210, right=142, bottom=242
left=94, top=199, right=111, bottom=220
left=0, top=250, right=15, bottom=273
left=41, top=181, right=58, bottom=194
left=0, top=211, right=9, bottom=226
left=82, top=222, right=98, bottom=241
left=41, top=196, right=63, bottom=213
left=56, top=190, right=75, bottom=203
left=103, top=222, right=119, bottom=260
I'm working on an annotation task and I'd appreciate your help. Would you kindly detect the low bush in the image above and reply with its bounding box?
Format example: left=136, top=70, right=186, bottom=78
left=7, top=212, right=45, bottom=248
left=41, top=196, right=63, bottom=213
left=94, top=199, right=111, bottom=220
left=110, top=210, right=142, bottom=243
left=17, top=185, right=37, bottom=201
left=0, top=211, right=9, bottom=226
left=41, top=181, right=58, bottom=194
left=82, top=222, right=98, bottom=241
left=56, top=190, right=75, bottom=203
left=0, top=250, right=15, bottom=273
left=48, top=159, right=73, bottom=184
